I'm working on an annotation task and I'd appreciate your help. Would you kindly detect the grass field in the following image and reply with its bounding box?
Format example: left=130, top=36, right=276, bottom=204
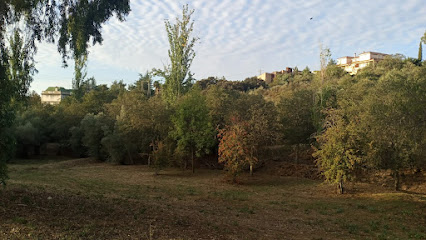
left=1, top=157, right=425, bottom=239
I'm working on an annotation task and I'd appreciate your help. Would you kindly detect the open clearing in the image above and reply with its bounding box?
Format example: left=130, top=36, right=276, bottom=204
left=1, top=157, right=425, bottom=240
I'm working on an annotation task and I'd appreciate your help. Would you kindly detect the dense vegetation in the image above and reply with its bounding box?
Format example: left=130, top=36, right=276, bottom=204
left=7, top=54, right=426, bottom=192
left=1, top=2, right=425, bottom=194
left=0, top=0, right=130, bottom=185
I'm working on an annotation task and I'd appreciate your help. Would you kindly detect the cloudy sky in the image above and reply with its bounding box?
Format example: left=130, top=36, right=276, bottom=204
left=31, top=0, right=426, bottom=94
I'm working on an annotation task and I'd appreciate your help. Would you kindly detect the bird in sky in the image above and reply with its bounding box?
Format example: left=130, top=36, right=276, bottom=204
left=310, top=17, right=313, bottom=20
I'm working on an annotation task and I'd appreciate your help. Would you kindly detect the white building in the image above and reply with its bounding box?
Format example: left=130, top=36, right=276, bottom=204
left=41, top=87, right=72, bottom=105
left=337, top=52, right=388, bottom=75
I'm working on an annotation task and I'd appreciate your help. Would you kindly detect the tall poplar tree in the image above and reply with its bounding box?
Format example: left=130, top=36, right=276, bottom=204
left=419, top=41, right=423, bottom=61
left=159, top=5, right=199, bottom=104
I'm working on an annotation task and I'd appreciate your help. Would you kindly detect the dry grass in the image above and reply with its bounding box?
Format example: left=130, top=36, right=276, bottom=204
left=1, top=157, right=425, bottom=239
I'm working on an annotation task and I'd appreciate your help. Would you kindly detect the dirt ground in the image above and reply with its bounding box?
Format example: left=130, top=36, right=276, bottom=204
left=1, top=157, right=425, bottom=239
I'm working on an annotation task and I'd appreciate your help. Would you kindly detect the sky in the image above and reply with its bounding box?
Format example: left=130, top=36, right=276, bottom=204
left=31, top=0, right=426, bottom=94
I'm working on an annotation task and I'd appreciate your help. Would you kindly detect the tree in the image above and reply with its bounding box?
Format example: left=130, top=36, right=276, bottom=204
left=278, top=89, right=316, bottom=162
left=361, top=67, right=426, bottom=190
left=205, top=85, right=240, bottom=130
left=1, top=0, right=130, bottom=63
left=0, top=29, right=37, bottom=184
left=315, top=57, right=426, bottom=192
left=312, top=45, right=336, bottom=133
left=243, top=98, right=281, bottom=175
left=152, top=141, right=172, bottom=174
left=218, top=120, right=251, bottom=182
left=171, top=87, right=215, bottom=173
left=106, top=91, right=172, bottom=157
left=80, top=113, right=112, bottom=161
left=314, top=109, right=364, bottom=194
left=0, top=0, right=130, bottom=184
left=7, top=30, right=37, bottom=98
left=130, top=71, right=154, bottom=97
left=218, top=94, right=281, bottom=179
left=72, top=54, right=88, bottom=99
left=419, top=41, right=423, bottom=61
left=101, top=118, right=138, bottom=164
left=319, top=44, right=332, bottom=88
left=156, top=5, right=199, bottom=104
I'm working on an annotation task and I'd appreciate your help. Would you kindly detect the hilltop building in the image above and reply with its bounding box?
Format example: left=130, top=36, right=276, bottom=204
left=337, top=52, right=388, bottom=75
left=258, top=67, right=294, bottom=84
left=41, top=87, right=72, bottom=105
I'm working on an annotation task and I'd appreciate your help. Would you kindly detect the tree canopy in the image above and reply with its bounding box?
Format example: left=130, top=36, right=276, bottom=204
left=0, top=0, right=131, bottom=184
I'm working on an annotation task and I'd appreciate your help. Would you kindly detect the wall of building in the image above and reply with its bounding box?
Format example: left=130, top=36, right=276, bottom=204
left=357, top=52, right=371, bottom=61
left=41, top=92, right=62, bottom=105
left=258, top=73, right=274, bottom=83
left=337, top=57, right=353, bottom=65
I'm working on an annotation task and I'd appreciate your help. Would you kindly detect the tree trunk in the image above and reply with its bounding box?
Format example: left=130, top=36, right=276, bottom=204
left=191, top=148, right=195, bottom=174
left=294, top=144, right=299, bottom=164
left=250, top=147, right=254, bottom=176
left=127, top=148, right=134, bottom=165
left=338, top=178, right=344, bottom=194
left=394, top=170, right=401, bottom=191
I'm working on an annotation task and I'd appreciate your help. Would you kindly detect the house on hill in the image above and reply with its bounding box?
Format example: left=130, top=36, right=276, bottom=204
left=337, top=51, right=388, bottom=75
left=258, top=67, right=294, bottom=84
left=41, top=87, right=72, bottom=105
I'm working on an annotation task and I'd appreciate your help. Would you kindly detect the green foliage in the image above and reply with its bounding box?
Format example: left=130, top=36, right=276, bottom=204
left=101, top=128, right=129, bottom=164
left=80, top=113, right=112, bottom=160
left=1, top=1, right=130, bottom=66
left=361, top=65, right=426, bottom=189
left=314, top=109, right=364, bottom=191
left=0, top=0, right=130, bottom=183
left=157, top=5, right=199, bottom=104
left=418, top=41, right=422, bottom=61
left=218, top=94, right=281, bottom=180
left=73, top=54, right=87, bottom=98
left=171, top=87, right=215, bottom=172
left=205, top=85, right=240, bottom=129
left=7, top=30, right=37, bottom=98
left=270, top=73, right=290, bottom=86
left=196, top=76, right=267, bottom=92
left=315, top=57, right=426, bottom=191
left=106, top=92, right=172, bottom=154
left=0, top=127, right=14, bottom=184
left=0, top=28, right=37, bottom=183
left=70, top=126, right=86, bottom=157
left=72, top=55, right=98, bottom=99
left=242, top=76, right=267, bottom=90
left=278, top=89, right=315, bottom=145
left=152, top=141, right=171, bottom=173
left=13, top=96, right=55, bottom=158
left=14, top=122, right=39, bottom=157
left=129, top=72, right=154, bottom=97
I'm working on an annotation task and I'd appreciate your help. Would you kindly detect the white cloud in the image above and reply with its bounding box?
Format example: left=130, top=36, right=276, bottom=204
left=31, top=0, right=426, bottom=93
